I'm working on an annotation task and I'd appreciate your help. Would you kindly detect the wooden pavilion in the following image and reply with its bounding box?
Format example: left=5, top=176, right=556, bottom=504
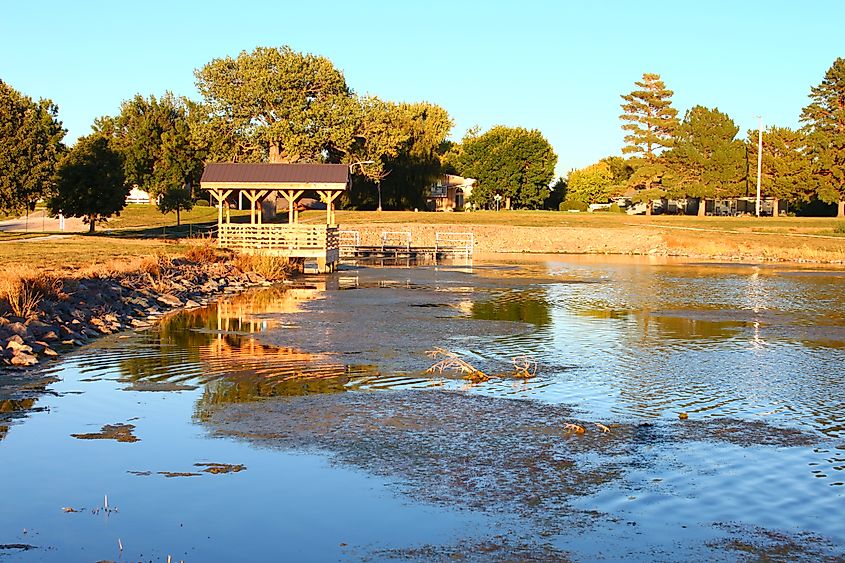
left=201, top=163, right=349, bottom=273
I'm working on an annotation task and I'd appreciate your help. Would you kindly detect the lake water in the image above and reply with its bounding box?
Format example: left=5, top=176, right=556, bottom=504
left=1, top=255, right=844, bottom=561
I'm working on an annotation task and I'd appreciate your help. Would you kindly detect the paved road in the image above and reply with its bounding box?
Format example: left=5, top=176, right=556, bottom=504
left=0, top=210, right=87, bottom=233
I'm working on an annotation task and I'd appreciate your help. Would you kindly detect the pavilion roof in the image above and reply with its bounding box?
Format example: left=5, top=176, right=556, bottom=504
left=201, top=163, right=349, bottom=189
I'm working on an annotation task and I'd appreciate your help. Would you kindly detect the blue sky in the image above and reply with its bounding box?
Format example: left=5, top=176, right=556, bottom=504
left=2, top=1, right=843, bottom=177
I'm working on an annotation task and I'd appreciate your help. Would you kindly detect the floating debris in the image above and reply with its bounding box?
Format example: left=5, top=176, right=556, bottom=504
left=71, top=423, right=139, bottom=443
left=194, top=462, right=247, bottom=474
left=563, top=423, right=586, bottom=435
left=595, top=423, right=611, bottom=434
left=425, top=347, right=489, bottom=383
left=158, top=472, right=201, bottom=478
left=679, top=412, right=689, bottom=420
left=511, top=355, right=538, bottom=379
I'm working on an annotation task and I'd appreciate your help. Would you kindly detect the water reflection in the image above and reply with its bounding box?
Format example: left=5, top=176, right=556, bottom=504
left=113, top=285, right=391, bottom=416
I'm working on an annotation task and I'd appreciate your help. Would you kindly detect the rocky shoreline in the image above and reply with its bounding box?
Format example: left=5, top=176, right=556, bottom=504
left=1, top=258, right=280, bottom=370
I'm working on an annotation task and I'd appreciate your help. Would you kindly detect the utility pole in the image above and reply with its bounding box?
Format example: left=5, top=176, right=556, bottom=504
left=756, top=116, right=763, bottom=217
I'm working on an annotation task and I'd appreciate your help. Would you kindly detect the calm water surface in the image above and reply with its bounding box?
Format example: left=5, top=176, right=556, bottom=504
left=1, top=255, right=844, bottom=561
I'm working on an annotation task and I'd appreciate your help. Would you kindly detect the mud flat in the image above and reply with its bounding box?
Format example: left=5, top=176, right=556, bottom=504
left=206, top=389, right=838, bottom=561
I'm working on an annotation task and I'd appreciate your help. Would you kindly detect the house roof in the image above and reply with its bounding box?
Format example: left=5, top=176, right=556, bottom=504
left=201, top=163, right=349, bottom=186
left=440, top=174, right=476, bottom=188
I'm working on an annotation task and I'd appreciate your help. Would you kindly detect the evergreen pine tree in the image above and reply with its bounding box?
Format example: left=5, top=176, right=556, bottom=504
left=620, top=73, right=679, bottom=160
left=800, top=58, right=845, bottom=218
left=619, top=73, right=680, bottom=214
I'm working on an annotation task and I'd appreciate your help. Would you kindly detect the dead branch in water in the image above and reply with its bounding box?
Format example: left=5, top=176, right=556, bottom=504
left=511, top=355, right=538, bottom=379
left=425, top=347, right=490, bottom=383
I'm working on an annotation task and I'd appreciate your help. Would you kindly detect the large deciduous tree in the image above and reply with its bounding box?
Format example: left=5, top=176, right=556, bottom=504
left=801, top=57, right=845, bottom=218
left=96, top=93, right=204, bottom=202
left=0, top=80, right=65, bottom=215
left=566, top=161, right=615, bottom=205
left=663, top=106, right=746, bottom=216
left=746, top=126, right=812, bottom=216
left=195, top=46, right=357, bottom=163
left=343, top=99, right=452, bottom=210
left=457, top=126, right=557, bottom=209
left=379, top=102, right=453, bottom=210
left=48, top=135, right=128, bottom=232
left=619, top=73, right=679, bottom=214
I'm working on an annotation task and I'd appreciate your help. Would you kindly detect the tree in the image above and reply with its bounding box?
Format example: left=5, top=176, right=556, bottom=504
left=157, top=185, right=194, bottom=226
left=619, top=73, right=680, bottom=214
left=344, top=100, right=453, bottom=210
left=48, top=135, right=128, bottom=232
left=457, top=126, right=557, bottom=209
left=195, top=46, right=357, bottom=163
left=800, top=57, right=845, bottom=218
left=746, top=126, right=812, bottom=216
left=544, top=177, right=567, bottom=210
left=347, top=97, right=409, bottom=211
left=620, top=73, right=679, bottom=160
left=566, top=161, right=615, bottom=204
left=663, top=106, right=746, bottom=216
left=96, top=93, right=204, bottom=202
left=379, top=102, right=453, bottom=210
left=0, top=80, right=65, bottom=215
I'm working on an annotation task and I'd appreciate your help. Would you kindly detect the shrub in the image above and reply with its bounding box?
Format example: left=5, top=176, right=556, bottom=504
left=559, top=199, right=588, bottom=212
left=609, top=203, right=624, bottom=213
left=835, top=223, right=845, bottom=235
left=195, top=199, right=211, bottom=207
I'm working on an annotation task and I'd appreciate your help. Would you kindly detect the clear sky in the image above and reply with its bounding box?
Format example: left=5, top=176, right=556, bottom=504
left=2, top=1, right=843, bottom=177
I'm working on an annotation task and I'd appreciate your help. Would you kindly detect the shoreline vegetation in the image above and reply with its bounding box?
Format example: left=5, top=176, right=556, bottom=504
left=0, top=241, right=292, bottom=370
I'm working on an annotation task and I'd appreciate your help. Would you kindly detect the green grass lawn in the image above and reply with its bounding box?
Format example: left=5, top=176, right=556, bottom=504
left=0, top=236, right=193, bottom=271
left=105, top=204, right=250, bottom=230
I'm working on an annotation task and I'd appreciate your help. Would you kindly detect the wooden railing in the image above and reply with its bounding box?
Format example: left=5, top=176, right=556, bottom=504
left=218, top=224, right=339, bottom=253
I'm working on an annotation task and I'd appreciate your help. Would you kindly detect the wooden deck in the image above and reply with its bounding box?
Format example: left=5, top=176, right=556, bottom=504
left=338, top=230, right=474, bottom=260
left=218, top=224, right=340, bottom=272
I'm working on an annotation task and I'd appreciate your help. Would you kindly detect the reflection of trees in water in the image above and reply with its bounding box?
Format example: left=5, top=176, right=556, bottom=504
left=471, top=288, right=551, bottom=326
left=113, top=285, right=380, bottom=416
left=194, top=363, right=379, bottom=420
left=118, top=286, right=322, bottom=383
left=0, top=379, right=52, bottom=443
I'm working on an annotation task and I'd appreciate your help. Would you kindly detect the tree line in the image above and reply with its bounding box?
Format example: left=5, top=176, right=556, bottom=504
left=4, top=49, right=843, bottom=223
left=0, top=45, right=561, bottom=228
left=561, top=58, right=845, bottom=218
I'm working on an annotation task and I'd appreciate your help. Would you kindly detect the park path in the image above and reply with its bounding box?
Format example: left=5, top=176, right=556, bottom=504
left=0, top=210, right=87, bottom=233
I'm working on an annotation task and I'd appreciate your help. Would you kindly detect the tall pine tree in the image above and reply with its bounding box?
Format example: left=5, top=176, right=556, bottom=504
left=619, top=73, right=679, bottom=214
left=746, top=126, right=812, bottom=217
left=800, top=58, right=845, bottom=218
left=663, top=106, right=746, bottom=216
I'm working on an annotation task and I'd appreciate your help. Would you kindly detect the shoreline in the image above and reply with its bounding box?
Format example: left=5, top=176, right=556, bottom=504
left=1, top=255, right=284, bottom=372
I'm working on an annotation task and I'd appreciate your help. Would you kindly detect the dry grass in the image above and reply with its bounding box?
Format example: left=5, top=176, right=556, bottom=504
left=233, top=253, right=293, bottom=281
left=0, top=268, right=64, bottom=318
left=184, top=238, right=219, bottom=264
